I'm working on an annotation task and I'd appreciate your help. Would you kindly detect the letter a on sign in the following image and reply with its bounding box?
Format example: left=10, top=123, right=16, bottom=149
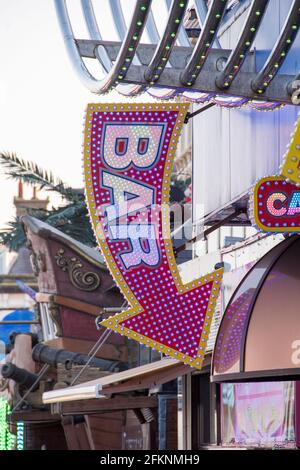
left=83, top=103, right=223, bottom=369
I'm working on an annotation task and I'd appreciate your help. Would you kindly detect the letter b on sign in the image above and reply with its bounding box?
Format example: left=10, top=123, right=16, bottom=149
left=102, top=123, right=165, bottom=170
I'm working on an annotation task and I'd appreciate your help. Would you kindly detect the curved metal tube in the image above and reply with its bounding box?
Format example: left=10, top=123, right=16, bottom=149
left=216, top=0, right=269, bottom=89
left=81, top=0, right=101, bottom=38
left=194, top=0, right=221, bottom=47
left=55, top=0, right=103, bottom=93
left=109, top=0, right=165, bottom=97
left=144, top=0, right=189, bottom=84
left=109, top=0, right=162, bottom=96
left=81, top=0, right=135, bottom=97
left=81, top=0, right=112, bottom=73
left=145, top=8, right=160, bottom=43
left=164, top=0, right=190, bottom=47
left=107, top=0, right=144, bottom=96
left=252, top=0, right=300, bottom=94
left=145, top=5, right=178, bottom=98
left=110, top=0, right=160, bottom=43
left=54, top=0, right=151, bottom=94
left=194, top=0, right=209, bottom=28
left=181, top=0, right=227, bottom=86
left=109, top=0, right=127, bottom=38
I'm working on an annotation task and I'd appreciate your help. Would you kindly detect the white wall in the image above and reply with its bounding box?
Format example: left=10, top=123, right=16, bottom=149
left=192, top=0, right=300, bottom=220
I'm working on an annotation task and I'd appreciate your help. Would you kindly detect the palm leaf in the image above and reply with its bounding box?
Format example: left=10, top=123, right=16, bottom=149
left=0, top=151, right=81, bottom=201
left=0, top=152, right=95, bottom=250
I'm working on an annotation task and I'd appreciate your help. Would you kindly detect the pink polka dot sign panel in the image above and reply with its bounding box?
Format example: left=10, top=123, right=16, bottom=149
left=250, top=176, right=300, bottom=233
left=83, top=103, right=223, bottom=370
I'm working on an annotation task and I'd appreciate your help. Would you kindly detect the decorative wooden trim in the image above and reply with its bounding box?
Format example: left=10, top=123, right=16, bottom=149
left=55, top=248, right=101, bottom=292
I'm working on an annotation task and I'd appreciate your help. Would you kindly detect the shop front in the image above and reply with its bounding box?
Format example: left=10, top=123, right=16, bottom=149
left=179, top=234, right=300, bottom=449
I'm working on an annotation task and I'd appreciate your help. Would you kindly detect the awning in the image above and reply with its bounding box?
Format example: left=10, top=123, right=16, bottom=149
left=43, top=358, right=191, bottom=404
left=212, top=235, right=300, bottom=383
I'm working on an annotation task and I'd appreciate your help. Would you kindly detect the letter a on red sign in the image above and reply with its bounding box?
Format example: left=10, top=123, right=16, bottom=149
left=83, top=103, right=223, bottom=369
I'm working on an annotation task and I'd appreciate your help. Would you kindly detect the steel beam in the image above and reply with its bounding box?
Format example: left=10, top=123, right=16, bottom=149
left=76, top=39, right=298, bottom=105
left=124, top=64, right=296, bottom=105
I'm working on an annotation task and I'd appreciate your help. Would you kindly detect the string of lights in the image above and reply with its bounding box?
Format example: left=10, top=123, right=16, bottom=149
left=215, top=0, right=269, bottom=90
left=144, top=0, right=188, bottom=85
left=181, top=0, right=227, bottom=87
left=0, top=398, right=15, bottom=450
left=54, top=0, right=151, bottom=93
left=16, top=422, right=24, bottom=451
left=165, top=0, right=190, bottom=47
left=55, top=0, right=300, bottom=107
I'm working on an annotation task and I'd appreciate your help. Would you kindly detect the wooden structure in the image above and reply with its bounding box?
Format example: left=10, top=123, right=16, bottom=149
left=44, top=358, right=190, bottom=450
left=22, top=215, right=129, bottom=363
left=0, top=217, right=183, bottom=449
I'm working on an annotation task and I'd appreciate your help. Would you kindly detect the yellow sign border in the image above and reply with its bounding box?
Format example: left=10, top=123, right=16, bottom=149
left=83, top=102, right=223, bottom=369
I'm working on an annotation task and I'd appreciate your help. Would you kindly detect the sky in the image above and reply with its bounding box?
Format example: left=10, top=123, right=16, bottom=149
left=0, top=0, right=165, bottom=229
left=0, top=0, right=94, bottom=228
left=0, top=0, right=190, bottom=230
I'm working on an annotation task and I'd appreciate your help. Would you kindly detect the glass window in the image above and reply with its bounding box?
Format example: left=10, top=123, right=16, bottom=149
left=213, top=239, right=293, bottom=375
left=221, top=381, right=296, bottom=448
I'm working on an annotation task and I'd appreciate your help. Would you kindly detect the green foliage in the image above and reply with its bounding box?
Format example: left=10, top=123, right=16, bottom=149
left=0, top=152, right=81, bottom=201
left=0, top=152, right=96, bottom=250
left=0, top=153, right=189, bottom=251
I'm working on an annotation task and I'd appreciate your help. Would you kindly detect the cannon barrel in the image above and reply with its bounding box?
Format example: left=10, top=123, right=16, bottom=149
left=32, top=344, right=127, bottom=372
left=1, top=363, right=39, bottom=390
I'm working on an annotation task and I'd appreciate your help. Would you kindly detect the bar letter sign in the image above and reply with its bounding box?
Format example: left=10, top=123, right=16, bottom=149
left=84, top=103, right=223, bottom=369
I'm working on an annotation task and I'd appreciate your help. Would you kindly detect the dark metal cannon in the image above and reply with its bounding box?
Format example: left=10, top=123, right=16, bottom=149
left=32, top=344, right=127, bottom=372
left=1, top=363, right=39, bottom=391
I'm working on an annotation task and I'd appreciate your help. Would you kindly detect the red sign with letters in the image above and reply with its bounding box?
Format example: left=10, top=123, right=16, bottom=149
left=251, top=176, right=300, bottom=232
left=83, top=103, right=223, bottom=369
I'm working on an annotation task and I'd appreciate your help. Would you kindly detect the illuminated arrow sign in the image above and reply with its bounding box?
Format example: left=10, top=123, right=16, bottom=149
left=84, top=103, right=223, bottom=369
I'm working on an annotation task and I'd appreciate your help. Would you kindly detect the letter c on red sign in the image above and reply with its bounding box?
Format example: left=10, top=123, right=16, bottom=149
left=266, top=192, right=287, bottom=217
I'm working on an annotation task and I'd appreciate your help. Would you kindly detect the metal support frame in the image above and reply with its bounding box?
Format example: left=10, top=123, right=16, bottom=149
left=55, top=0, right=300, bottom=105
left=173, top=208, right=247, bottom=257
left=76, top=37, right=299, bottom=104
left=215, top=0, right=269, bottom=89
left=181, top=0, right=227, bottom=86
left=144, top=0, right=188, bottom=84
